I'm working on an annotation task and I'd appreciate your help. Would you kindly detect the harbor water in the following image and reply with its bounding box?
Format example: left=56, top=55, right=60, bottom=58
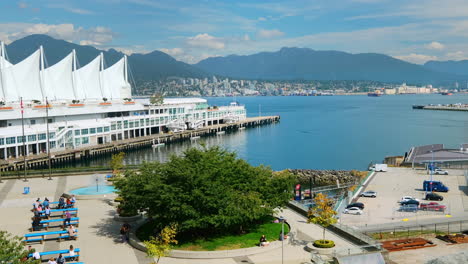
left=69, top=94, right=468, bottom=171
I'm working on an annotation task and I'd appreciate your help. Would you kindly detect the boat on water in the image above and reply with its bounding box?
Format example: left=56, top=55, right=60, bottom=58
left=368, top=92, right=382, bottom=97
left=441, top=92, right=453, bottom=96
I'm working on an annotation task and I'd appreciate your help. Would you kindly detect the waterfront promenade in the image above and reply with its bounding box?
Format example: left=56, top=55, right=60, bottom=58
left=0, top=174, right=361, bottom=264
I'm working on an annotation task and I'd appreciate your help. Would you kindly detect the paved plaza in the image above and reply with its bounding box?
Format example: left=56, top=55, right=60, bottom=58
left=0, top=174, right=361, bottom=264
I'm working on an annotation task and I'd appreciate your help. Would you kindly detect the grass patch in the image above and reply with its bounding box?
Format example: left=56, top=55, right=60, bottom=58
left=370, top=230, right=447, bottom=240
left=137, top=218, right=290, bottom=251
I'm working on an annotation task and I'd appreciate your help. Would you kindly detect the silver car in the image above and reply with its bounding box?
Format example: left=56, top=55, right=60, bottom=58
left=360, top=191, right=377, bottom=198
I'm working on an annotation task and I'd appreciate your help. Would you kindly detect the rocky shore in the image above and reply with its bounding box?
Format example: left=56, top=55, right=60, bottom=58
left=288, top=169, right=366, bottom=186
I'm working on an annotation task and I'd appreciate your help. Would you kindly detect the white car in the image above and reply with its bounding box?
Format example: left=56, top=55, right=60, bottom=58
left=399, top=196, right=420, bottom=203
left=343, top=207, right=363, bottom=215
left=361, top=191, right=377, bottom=198
left=434, top=169, right=448, bottom=175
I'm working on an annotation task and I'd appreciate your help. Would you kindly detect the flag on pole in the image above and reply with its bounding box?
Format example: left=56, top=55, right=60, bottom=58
left=20, top=97, right=24, bottom=114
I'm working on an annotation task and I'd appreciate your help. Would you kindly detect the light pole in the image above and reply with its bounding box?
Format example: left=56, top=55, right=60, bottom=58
left=279, top=216, right=285, bottom=264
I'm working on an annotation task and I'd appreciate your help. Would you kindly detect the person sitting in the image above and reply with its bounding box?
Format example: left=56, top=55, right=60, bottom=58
left=65, top=198, right=72, bottom=208
left=56, top=253, right=65, bottom=264
left=58, top=197, right=65, bottom=209
left=259, top=234, right=269, bottom=247
left=67, top=225, right=77, bottom=240
left=68, top=245, right=76, bottom=261
left=70, top=195, right=76, bottom=207
left=63, top=211, right=71, bottom=226
left=42, top=198, right=49, bottom=208
left=47, top=257, right=57, bottom=264
left=32, top=216, right=43, bottom=231
left=44, top=206, right=51, bottom=219
left=31, top=249, right=41, bottom=260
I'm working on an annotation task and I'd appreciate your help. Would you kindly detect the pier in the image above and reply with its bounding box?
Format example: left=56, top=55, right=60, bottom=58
left=412, top=104, right=468, bottom=111
left=0, top=116, right=279, bottom=172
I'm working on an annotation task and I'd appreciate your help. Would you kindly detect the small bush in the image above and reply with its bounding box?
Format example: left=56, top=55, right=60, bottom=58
left=313, top=239, right=335, bottom=248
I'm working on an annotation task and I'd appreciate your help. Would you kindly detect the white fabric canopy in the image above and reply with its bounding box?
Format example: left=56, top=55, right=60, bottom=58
left=0, top=56, right=12, bottom=68
left=43, top=52, right=74, bottom=100
left=1, top=49, right=42, bottom=102
left=102, top=58, right=126, bottom=99
left=74, top=55, right=102, bottom=100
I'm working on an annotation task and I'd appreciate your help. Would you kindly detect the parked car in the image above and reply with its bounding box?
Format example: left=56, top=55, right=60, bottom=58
left=400, top=196, right=420, bottom=203
left=420, top=202, right=446, bottom=211
left=423, top=180, right=449, bottom=192
left=343, top=207, right=363, bottom=215
left=346, top=202, right=364, bottom=210
left=400, top=199, right=420, bottom=206
left=425, top=192, right=444, bottom=201
left=434, top=169, right=448, bottom=175
left=361, top=191, right=377, bottom=198
left=399, top=204, right=418, bottom=212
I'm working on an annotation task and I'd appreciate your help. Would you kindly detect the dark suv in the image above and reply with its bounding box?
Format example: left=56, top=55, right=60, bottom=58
left=400, top=199, right=420, bottom=206
left=425, top=193, right=443, bottom=201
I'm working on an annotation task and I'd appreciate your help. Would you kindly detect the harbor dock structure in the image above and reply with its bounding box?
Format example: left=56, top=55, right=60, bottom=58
left=0, top=43, right=252, bottom=165
left=412, top=103, right=468, bottom=111
left=403, top=143, right=468, bottom=169
left=0, top=116, right=280, bottom=171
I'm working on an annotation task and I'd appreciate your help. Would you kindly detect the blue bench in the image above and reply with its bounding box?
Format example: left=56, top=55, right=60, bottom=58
left=35, top=208, right=79, bottom=217
left=49, top=201, right=76, bottom=208
left=30, top=217, right=80, bottom=231
left=24, top=229, right=78, bottom=244
left=28, top=248, right=81, bottom=261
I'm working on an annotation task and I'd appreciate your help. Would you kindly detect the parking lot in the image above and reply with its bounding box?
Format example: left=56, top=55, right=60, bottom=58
left=339, top=167, right=468, bottom=227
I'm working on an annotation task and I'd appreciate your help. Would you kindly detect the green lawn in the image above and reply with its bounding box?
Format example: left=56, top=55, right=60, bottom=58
left=137, top=218, right=290, bottom=251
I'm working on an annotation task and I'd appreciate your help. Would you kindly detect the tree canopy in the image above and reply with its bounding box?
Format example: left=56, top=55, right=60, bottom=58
left=0, top=230, right=39, bottom=263
left=307, top=193, right=337, bottom=241
left=114, top=146, right=294, bottom=238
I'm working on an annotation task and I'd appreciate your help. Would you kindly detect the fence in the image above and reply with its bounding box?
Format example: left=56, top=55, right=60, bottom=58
left=363, top=219, right=468, bottom=240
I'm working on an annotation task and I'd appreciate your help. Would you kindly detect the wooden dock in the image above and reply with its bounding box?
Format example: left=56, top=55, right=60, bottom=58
left=0, top=116, right=280, bottom=171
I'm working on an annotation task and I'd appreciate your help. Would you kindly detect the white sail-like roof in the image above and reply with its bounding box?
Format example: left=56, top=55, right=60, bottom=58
left=74, top=55, right=102, bottom=100
left=43, top=52, right=74, bottom=100
left=0, top=56, right=13, bottom=68
left=1, top=49, right=42, bottom=102
left=102, top=58, right=126, bottom=99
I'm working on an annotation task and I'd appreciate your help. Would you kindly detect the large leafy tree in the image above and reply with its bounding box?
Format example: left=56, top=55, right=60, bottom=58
left=0, top=230, right=39, bottom=263
left=114, top=147, right=293, bottom=237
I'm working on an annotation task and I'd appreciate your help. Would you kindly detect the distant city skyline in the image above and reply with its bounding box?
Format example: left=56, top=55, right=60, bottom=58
left=1, top=0, right=468, bottom=64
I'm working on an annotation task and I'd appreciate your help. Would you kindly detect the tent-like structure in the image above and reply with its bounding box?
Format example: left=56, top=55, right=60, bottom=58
left=0, top=42, right=131, bottom=103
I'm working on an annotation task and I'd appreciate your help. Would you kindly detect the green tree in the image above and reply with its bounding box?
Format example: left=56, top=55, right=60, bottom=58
left=307, top=193, right=337, bottom=242
left=114, top=147, right=294, bottom=238
left=144, top=223, right=178, bottom=264
left=0, top=230, right=39, bottom=263
left=150, top=93, right=164, bottom=105
left=110, top=152, right=125, bottom=176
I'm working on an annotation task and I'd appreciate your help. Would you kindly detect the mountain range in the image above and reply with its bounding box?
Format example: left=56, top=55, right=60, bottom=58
left=2, top=34, right=468, bottom=85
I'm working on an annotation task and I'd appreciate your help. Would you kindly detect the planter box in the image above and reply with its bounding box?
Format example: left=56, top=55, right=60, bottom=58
left=99, top=102, right=112, bottom=106
left=0, top=106, right=13, bottom=111
left=33, top=105, right=52, bottom=109
left=69, top=103, right=85, bottom=107
left=305, top=242, right=334, bottom=255
left=123, top=101, right=135, bottom=105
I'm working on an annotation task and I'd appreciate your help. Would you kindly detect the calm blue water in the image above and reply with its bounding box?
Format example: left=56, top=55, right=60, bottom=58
left=70, top=185, right=116, bottom=195
left=81, top=94, right=468, bottom=170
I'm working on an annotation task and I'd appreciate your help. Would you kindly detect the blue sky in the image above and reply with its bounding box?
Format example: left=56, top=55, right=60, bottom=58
left=1, top=0, right=468, bottom=64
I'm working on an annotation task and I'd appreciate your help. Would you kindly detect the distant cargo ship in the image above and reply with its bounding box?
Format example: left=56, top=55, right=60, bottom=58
left=367, top=92, right=382, bottom=97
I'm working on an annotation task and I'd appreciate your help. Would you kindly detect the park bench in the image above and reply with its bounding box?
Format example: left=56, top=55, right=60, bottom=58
left=28, top=248, right=81, bottom=261
left=30, top=217, right=80, bottom=231
left=24, top=229, right=78, bottom=244
left=35, top=208, right=79, bottom=217
left=49, top=201, right=76, bottom=208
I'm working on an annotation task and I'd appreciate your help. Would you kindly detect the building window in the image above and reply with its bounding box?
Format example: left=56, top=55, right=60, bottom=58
left=50, top=141, right=56, bottom=149
left=75, top=138, right=81, bottom=146
left=49, top=132, right=55, bottom=139
left=30, top=120, right=36, bottom=125
left=81, top=137, right=89, bottom=144
left=111, top=124, right=117, bottom=130
left=97, top=127, right=103, bottom=133
left=90, top=128, right=96, bottom=134
left=81, top=129, right=88, bottom=135
left=17, top=136, right=25, bottom=143
left=104, top=127, right=110, bottom=132
left=38, top=133, right=46, bottom=140
left=6, top=137, right=15, bottom=144
left=47, top=118, right=53, bottom=124
left=75, top=130, right=81, bottom=136
left=28, top=135, right=37, bottom=142
left=124, top=121, right=128, bottom=129
left=0, top=138, right=4, bottom=145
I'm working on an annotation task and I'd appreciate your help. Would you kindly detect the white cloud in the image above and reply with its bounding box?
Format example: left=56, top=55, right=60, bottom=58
left=186, top=33, right=225, bottom=49
left=48, top=3, right=94, bottom=15
left=445, top=51, right=468, bottom=60
left=258, top=17, right=267, bottom=21
left=394, top=53, right=438, bottom=64
left=257, top=29, right=285, bottom=39
left=159, top=48, right=184, bottom=56
left=425, top=41, right=445, bottom=50
left=0, top=23, right=116, bottom=46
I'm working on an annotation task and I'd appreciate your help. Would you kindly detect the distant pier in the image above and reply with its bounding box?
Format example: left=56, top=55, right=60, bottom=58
left=412, top=104, right=468, bottom=112
left=0, top=116, right=280, bottom=172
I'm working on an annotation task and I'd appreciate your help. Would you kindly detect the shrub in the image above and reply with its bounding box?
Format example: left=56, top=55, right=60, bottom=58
left=313, top=239, right=335, bottom=248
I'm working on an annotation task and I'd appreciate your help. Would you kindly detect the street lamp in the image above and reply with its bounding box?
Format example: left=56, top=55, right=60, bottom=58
left=279, top=216, right=285, bottom=264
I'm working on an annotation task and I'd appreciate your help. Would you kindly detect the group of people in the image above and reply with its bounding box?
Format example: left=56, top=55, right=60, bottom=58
left=58, top=195, right=76, bottom=209
left=32, top=198, right=51, bottom=219
left=28, top=245, right=76, bottom=263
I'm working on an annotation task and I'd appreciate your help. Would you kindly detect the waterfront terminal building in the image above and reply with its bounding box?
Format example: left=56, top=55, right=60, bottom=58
left=0, top=44, right=246, bottom=159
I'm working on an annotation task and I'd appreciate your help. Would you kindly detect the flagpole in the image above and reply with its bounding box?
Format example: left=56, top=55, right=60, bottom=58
left=21, top=97, right=28, bottom=182
left=46, top=97, right=52, bottom=180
